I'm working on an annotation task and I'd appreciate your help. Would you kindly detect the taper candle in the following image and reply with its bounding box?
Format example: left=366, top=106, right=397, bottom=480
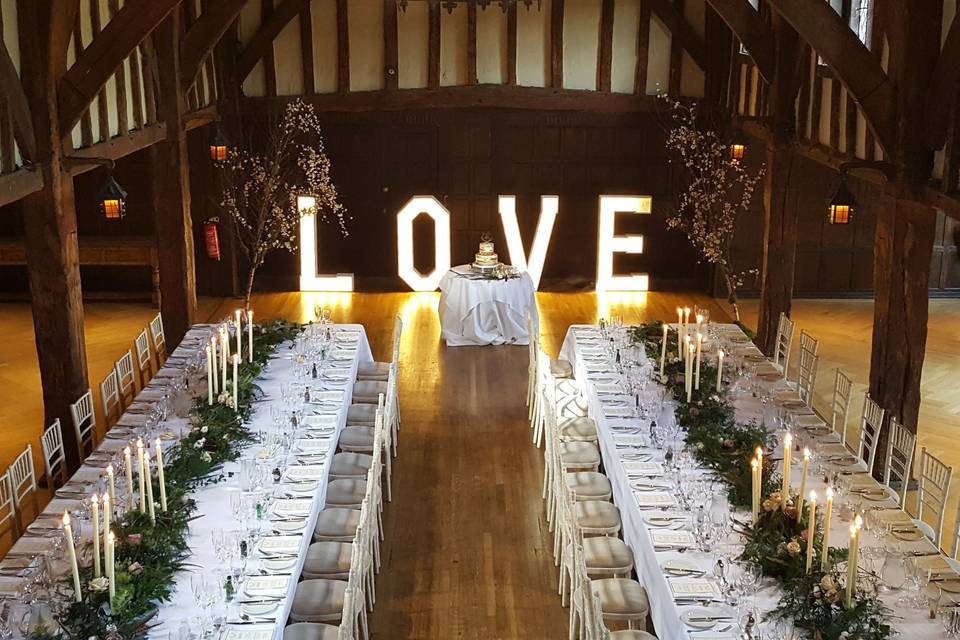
left=144, top=450, right=155, bottom=524
left=106, top=464, right=116, bottom=504
left=107, top=532, right=116, bottom=601
left=235, top=309, right=242, bottom=359
left=694, top=332, right=703, bottom=390
left=805, top=492, right=817, bottom=573
left=751, top=457, right=760, bottom=524
left=123, top=446, right=134, bottom=506
left=716, top=350, right=725, bottom=392
left=659, top=323, right=668, bottom=379
left=136, top=439, right=146, bottom=509
left=686, top=343, right=694, bottom=402
left=797, top=448, right=811, bottom=516
left=220, top=329, right=228, bottom=392
left=781, top=432, right=793, bottom=504
left=821, top=487, right=834, bottom=571
left=232, top=354, right=239, bottom=410
left=155, top=437, right=167, bottom=511
left=102, top=493, right=111, bottom=565
left=91, top=494, right=101, bottom=577
left=676, top=308, right=684, bottom=347
left=695, top=313, right=703, bottom=337
left=63, top=513, right=82, bottom=602
left=845, top=524, right=857, bottom=606
left=206, top=345, right=213, bottom=404
left=247, top=310, right=254, bottom=363
left=210, top=336, right=219, bottom=394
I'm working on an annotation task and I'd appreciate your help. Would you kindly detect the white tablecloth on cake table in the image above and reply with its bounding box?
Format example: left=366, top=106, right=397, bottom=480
left=437, top=266, right=538, bottom=346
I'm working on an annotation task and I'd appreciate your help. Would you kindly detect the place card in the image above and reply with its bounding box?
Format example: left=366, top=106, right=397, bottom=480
left=305, top=414, right=337, bottom=428
left=245, top=575, right=290, bottom=596
left=634, top=492, right=675, bottom=509
left=330, top=350, right=355, bottom=361
left=257, top=535, right=301, bottom=555
left=271, top=499, right=313, bottom=516
left=283, top=465, right=325, bottom=480
left=622, top=461, right=663, bottom=476
left=312, top=390, right=344, bottom=403
left=669, top=579, right=720, bottom=600
left=225, top=626, right=274, bottom=640
left=650, top=530, right=696, bottom=549
left=585, top=363, right=614, bottom=373
left=321, top=370, right=350, bottom=383
left=595, top=384, right=626, bottom=396
left=295, top=440, right=331, bottom=454
left=613, top=435, right=648, bottom=447
left=603, top=407, right=635, bottom=418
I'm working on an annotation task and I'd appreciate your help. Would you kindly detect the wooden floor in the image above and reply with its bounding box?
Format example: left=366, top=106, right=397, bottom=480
left=0, top=291, right=959, bottom=637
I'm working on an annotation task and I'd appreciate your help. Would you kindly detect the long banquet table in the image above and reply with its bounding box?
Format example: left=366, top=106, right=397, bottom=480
left=0, top=322, right=373, bottom=640
left=560, top=323, right=950, bottom=639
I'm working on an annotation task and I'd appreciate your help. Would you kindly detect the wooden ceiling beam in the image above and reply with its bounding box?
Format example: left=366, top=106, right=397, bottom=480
left=0, top=168, right=43, bottom=208
left=647, top=0, right=706, bottom=72
left=923, top=13, right=960, bottom=150
left=58, top=0, right=181, bottom=134
left=236, top=0, right=309, bottom=81
left=764, top=0, right=896, bottom=158
left=703, top=0, right=774, bottom=83
left=0, top=37, right=36, bottom=162
left=180, top=0, right=247, bottom=90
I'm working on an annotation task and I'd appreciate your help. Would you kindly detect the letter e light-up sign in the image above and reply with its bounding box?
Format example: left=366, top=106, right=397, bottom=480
left=498, top=195, right=558, bottom=289
left=298, top=195, right=354, bottom=292
left=596, top=195, right=652, bottom=291
left=396, top=196, right=451, bottom=291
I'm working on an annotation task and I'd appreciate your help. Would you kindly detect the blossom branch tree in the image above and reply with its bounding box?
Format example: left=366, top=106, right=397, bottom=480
left=661, top=99, right=763, bottom=322
left=216, top=99, right=348, bottom=308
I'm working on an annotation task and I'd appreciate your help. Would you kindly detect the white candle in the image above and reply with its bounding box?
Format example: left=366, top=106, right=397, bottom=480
left=232, top=354, right=239, bottom=410
left=797, top=448, right=811, bottom=516
left=676, top=307, right=684, bottom=347
left=716, top=350, right=724, bottom=392
left=683, top=334, right=691, bottom=368
left=782, top=432, right=793, bottom=504
left=846, top=523, right=858, bottom=606
left=659, top=323, right=668, bottom=379
left=235, top=309, right=242, bottom=359
left=102, top=493, right=111, bottom=566
left=221, top=329, right=228, bottom=392
left=136, top=439, right=146, bottom=510
left=695, top=313, right=703, bottom=337
left=123, top=447, right=134, bottom=507
left=206, top=345, right=213, bottom=404
left=91, top=494, right=101, bottom=577
left=63, top=513, right=81, bottom=602
left=210, top=336, right=219, bottom=394
left=805, top=492, right=817, bottom=573
left=144, top=450, right=155, bottom=524
left=107, top=532, right=116, bottom=602
left=694, top=332, right=703, bottom=390
left=106, top=464, right=116, bottom=505
left=683, top=307, right=690, bottom=328
left=155, top=438, right=167, bottom=511
left=247, top=310, right=254, bottom=363
left=686, top=343, right=694, bottom=402
left=821, top=487, right=834, bottom=572
left=751, top=457, right=759, bottom=524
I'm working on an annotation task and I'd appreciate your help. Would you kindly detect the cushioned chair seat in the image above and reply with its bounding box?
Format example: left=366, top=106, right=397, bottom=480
left=565, top=472, right=612, bottom=500
left=289, top=579, right=346, bottom=623
left=610, top=632, right=657, bottom=640
left=346, top=403, right=378, bottom=426
left=325, top=479, right=367, bottom=508
left=330, top=452, right=372, bottom=478
left=559, top=417, right=598, bottom=442
left=314, top=508, right=361, bottom=541
left=337, top=426, right=375, bottom=452
left=584, top=536, right=633, bottom=574
left=283, top=623, right=340, bottom=640
left=302, top=541, right=353, bottom=579
left=550, top=358, right=574, bottom=378
left=352, top=381, right=387, bottom=404
left=574, top=500, right=621, bottom=532
left=593, top=578, right=650, bottom=617
left=356, top=361, right=390, bottom=381
left=559, top=441, right=601, bottom=467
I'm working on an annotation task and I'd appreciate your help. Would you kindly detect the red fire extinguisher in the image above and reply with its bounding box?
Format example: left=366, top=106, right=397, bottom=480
left=204, top=218, right=221, bottom=261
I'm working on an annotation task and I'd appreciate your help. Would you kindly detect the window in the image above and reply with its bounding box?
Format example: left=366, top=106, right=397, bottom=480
left=853, top=0, right=873, bottom=45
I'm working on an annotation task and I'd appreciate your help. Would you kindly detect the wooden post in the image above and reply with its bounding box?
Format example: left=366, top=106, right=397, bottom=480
left=17, top=0, right=87, bottom=470
left=151, top=9, right=197, bottom=347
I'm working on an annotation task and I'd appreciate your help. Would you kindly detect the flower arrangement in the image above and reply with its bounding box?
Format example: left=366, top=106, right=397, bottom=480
left=216, top=99, right=349, bottom=307
left=28, top=320, right=301, bottom=640
left=659, top=98, right=763, bottom=321
left=770, top=571, right=893, bottom=640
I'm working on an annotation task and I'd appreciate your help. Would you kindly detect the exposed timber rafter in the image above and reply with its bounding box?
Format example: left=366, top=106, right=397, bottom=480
left=236, top=0, right=309, bottom=81
left=764, top=0, right=896, bottom=158
left=704, top=0, right=774, bottom=83
left=180, top=0, right=247, bottom=90
left=58, top=0, right=181, bottom=134
left=923, top=13, right=960, bottom=150
left=0, top=37, right=36, bottom=162
left=647, top=0, right=706, bottom=72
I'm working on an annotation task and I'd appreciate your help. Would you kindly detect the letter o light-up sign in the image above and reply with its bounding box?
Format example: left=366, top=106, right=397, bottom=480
left=397, top=196, right=451, bottom=291
left=596, top=195, right=652, bottom=291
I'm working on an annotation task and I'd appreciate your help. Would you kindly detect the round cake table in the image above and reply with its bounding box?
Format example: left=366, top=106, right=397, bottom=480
left=437, top=265, right=539, bottom=346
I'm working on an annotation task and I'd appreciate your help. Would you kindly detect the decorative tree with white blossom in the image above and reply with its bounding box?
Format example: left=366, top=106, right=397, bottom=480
left=661, top=99, right=763, bottom=322
left=216, top=99, right=348, bottom=308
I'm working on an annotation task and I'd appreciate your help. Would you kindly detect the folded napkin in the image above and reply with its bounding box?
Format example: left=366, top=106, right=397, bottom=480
left=244, top=575, right=290, bottom=596
left=603, top=407, right=635, bottom=418
left=9, top=536, right=56, bottom=556
left=634, top=492, right=675, bottom=509
left=304, top=414, right=337, bottom=428
left=283, top=465, right=326, bottom=481
left=669, top=578, right=720, bottom=600
left=650, top=530, right=696, bottom=549
left=595, top=383, right=626, bottom=396
left=295, top=440, right=331, bottom=455
left=0, top=577, right=25, bottom=595
left=225, top=627, right=274, bottom=640
left=271, top=499, right=313, bottom=517
left=330, top=350, right=355, bottom=360
left=622, top=461, right=663, bottom=476
left=257, top=535, right=302, bottom=556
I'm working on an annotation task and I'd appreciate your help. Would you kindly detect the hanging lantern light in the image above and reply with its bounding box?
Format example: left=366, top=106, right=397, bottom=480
left=209, top=128, right=230, bottom=162
left=729, top=135, right=746, bottom=161
left=827, top=176, right=856, bottom=225
left=97, top=175, right=128, bottom=220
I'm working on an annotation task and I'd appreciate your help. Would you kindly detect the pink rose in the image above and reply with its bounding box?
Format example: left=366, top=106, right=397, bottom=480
left=126, top=533, right=143, bottom=546
left=128, top=562, right=144, bottom=576
left=689, top=407, right=700, bottom=417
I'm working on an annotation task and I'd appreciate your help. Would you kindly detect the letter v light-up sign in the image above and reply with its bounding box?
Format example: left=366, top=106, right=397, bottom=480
left=298, top=196, right=354, bottom=291
left=397, top=196, right=451, bottom=291
left=498, top=195, right=558, bottom=289
left=596, top=195, right=652, bottom=291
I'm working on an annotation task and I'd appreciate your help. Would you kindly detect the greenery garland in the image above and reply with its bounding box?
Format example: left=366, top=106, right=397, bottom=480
left=628, top=321, right=893, bottom=639
left=30, top=320, right=301, bottom=640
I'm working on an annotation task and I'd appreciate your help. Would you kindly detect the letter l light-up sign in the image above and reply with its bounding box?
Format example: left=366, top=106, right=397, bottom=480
left=596, top=195, right=652, bottom=291
left=298, top=196, right=354, bottom=291
left=498, top=195, right=558, bottom=289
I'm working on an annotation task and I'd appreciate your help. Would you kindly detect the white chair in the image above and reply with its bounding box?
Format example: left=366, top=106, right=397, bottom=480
left=356, top=315, right=401, bottom=382
left=853, top=394, right=885, bottom=472
left=913, top=448, right=952, bottom=549
left=0, top=470, right=18, bottom=543
left=881, top=417, right=917, bottom=508
left=8, top=445, right=39, bottom=529
left=827, top=369, right=854, bottom=445
left=100, top=369, right=121, bottom=428
left=115, top=350, right=137, bottom=408
left=39, top=419, right=69, bottom=489
left=794, top=349, right=820, bottom=407
left=798, top=329, right=820, bottom=358
left=134, top=328, right=154, bottom=387
left=149, top=312, right=167, bottom=366
left=69, top=389, right=98, bottom=459
left=771, top=312, right=795, bottom=377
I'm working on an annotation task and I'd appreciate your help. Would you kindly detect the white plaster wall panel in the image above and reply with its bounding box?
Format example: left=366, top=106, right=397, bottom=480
left=311, top=0, right=338, bottom=93
left=818, top=79, right=832, bottom=146
left=398, top=3, right=428, bottom=88
left=2, top=0, right=19, bottom=72
left=647, top=12, right=670, bottom=94
left=476, top=6, right=506, bottom=85
left=562, top=0, right=601, bottom=90
left=440, top=4, right=467, bottom=86
left=348, top=0, right=384, bottom=91
left=240, top=1, right=266, bottom=96
left=610, top=0, right=640, bottom=94
left=274, top=12, right=305, bottom=95
left=516, top=0, right=548, bottom=87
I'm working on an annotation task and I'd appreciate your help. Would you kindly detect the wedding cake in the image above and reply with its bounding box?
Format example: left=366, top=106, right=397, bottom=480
left=471, top=234, right=500, bottom=272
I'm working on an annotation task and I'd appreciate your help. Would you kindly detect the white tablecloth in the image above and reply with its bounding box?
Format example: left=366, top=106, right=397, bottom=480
left=560, top=324, right=947, bottom=639
left=437, top=266, right=538, bottom=346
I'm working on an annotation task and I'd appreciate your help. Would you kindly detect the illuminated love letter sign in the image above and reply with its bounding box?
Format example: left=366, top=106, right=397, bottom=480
left=298, top=196, right=354, bottom=291
left=498, top=195, right=558, bottom=289
left=397, top=196, right=451, bottom=291
left=596, top=195, right=652, bottom=291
